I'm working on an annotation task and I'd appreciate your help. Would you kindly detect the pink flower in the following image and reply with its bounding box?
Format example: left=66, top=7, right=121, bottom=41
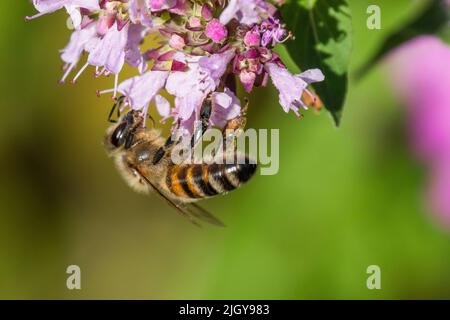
left=59, top=23, right=98, bottom=83
left=244, top=30, right=261, bottom=47
left=389, top=36, right=450, bottom=163
left=428, top=165, right=450, bottom=229
left=199, top=49, right=236, bottom=84
left=201, top=4, right=214, bottom=20
left=116, top=70, right=170, bottom=121
left=27, top=0, right=100, bottom=20
left=27, top=0, right=325, bottom=137
left=169, top=88, right=241, bottom=134
left=124, top=24, right=147, bottom=71
left=188, top=16, right=202, bottom=29
left=259, top=16, right=288, bottom=47
left=210, top=88, right=242, bottom=128
left=239, top=70, right=257, bottom=92
left=145, top=46, right=187, bottom=72
left=233, top=47, right=278, bottom=92
left=220, top=0, right=269, bottom=26
left=129, top=0, right=153, bottom=27
left=205, top=19, right=228, bottom=43
left=265, top=63, right=324, bottom=116
left=166, top=56, right=211, bottom=123
left=169, top=34, right=186, bottom=50
left=88, top=22, right=129, bottom=75
left=149, top=0, right=177, bottom=11
left=388, top=35, right=450, bottom=229
left=166, top=50, right=235, bottom=125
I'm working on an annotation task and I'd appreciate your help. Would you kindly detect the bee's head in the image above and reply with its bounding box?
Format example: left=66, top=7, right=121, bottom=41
left=105, top=110, right=143, bottom=150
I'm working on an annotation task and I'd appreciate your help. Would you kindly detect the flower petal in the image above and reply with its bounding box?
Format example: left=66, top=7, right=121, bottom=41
left=155, top=94, right=171, bottom=118
left=60, top=23, right=97, bottom=65
left=297, top=69, right=325, bottom=84
left=118, top=71, right=169, bottom=110
left=88, top=22, right=129, bottom=74
left=265, top=62, right=325, bottom=114
left=210, top=88, right=241, bottom=128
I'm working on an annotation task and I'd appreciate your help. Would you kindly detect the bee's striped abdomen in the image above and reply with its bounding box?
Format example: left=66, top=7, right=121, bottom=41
left=166, top=160, right=257, bottom=199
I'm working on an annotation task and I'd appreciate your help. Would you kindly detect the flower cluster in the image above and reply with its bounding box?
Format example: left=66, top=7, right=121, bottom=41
left=27, top=0, right=324, bottom=132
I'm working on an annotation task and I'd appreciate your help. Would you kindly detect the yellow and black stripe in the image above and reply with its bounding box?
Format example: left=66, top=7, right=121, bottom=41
left=166, top=160, right=257, bottom=199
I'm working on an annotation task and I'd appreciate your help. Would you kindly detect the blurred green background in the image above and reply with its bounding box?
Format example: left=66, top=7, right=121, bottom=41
left=0, top=1, right=449, bottom=299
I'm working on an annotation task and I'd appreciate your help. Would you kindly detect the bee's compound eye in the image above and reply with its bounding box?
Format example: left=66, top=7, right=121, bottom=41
left=111, top=122, right=128, bottom=147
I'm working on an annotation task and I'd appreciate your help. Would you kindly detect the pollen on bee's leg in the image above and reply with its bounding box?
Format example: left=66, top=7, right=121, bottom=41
left=71, top=62, right=90, bottom=84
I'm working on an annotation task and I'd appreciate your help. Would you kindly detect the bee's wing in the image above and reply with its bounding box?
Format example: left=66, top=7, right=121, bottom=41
left=183, top=202, right=225, bottom=227
left=137, top=169, right=225, bottom=227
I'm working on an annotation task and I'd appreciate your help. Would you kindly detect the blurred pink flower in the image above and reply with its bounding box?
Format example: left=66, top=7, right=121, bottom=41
left=390, top=36, right=450, bottom=162
left=428, top=165, right=450, bottom=229
left=389, top=35, right=450, bottom=229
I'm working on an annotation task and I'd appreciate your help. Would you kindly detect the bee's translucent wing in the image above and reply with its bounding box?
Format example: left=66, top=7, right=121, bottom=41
left=182, top=202, right=225, bottom=227
left=137, top=169, right=225, bottom=227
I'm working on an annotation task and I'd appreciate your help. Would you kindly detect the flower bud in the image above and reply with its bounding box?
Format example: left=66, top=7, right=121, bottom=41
left=169, top=34, right=186, bottom=50
left=244, top=30, right=261, bottom=47
left=188, top=16, right=202, bottom=28
left=205, top=19, right=228, bottom=43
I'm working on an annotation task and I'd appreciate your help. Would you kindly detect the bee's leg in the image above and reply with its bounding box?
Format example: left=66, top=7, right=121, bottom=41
left=108, top=95, right=126, bottom=123
left=123, top=111, right=145, bottom=149
left=124, top=127, right=138, bottom=149
left=190, top=97, right=213, bottom=148
left=222, top=98, right=249, bottom=150
left=152, top=135, right=176, bottom=165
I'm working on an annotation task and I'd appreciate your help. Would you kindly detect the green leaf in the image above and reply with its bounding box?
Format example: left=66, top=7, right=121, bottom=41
left=281, top=0, right=353, bottom=126
left=357, top=0, right=450, bottom=78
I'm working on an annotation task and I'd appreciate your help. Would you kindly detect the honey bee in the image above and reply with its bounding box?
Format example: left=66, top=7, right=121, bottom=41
left=104, top=97, right=257, bottom=226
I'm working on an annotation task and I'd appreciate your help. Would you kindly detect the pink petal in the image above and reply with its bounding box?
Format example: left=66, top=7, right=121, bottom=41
left=88, top=22, right=128, bottom=74
left=155, top=94, right=171, bottom=118
left=118, top=71, right=169, bottom=110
